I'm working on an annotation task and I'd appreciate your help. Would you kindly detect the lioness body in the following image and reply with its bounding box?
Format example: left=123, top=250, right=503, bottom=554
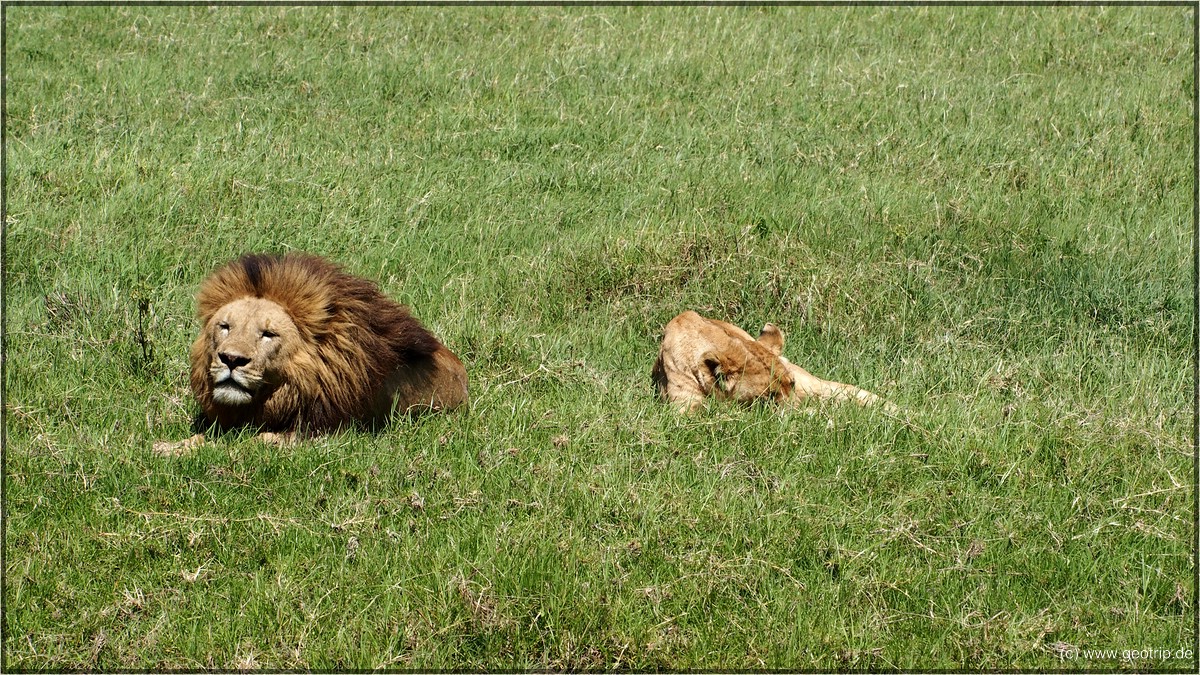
left=652, top=311, right=883, bottom=412
left=157, top=253, right=466, bottom=453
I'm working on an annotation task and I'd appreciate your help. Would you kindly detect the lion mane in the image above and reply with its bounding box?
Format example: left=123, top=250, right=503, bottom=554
left=188, top=252, right=468, bottom=435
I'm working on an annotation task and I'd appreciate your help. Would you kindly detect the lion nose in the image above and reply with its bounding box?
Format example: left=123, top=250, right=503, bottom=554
left=219, top=351, right=251, bottom=371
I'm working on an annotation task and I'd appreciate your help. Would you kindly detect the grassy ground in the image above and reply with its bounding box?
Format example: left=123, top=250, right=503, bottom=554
left=3, top=5, right=1195, bottom=671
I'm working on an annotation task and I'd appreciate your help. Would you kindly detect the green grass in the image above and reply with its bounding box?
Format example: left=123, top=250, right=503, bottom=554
left=3, top=4, right=1195, bottom=671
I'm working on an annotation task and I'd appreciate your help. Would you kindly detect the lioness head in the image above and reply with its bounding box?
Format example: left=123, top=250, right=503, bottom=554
left=202, top=297, right=300, bottom=407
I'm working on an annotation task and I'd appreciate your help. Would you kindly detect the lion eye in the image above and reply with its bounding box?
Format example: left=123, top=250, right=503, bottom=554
left=218, top=322, right=230, bottom=333
left=261, top=330, right=278, bottom=340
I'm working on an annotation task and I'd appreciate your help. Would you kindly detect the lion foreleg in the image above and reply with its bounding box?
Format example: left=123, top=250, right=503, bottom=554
left=788, top=362, right=887, bottom=408
left=152, top=433, right=207, bottom=457
left=256, top=431, right=296, bottom=446
left=816, top=380, right=880, bottom=405
left=799, top=379, right=900, bottom=414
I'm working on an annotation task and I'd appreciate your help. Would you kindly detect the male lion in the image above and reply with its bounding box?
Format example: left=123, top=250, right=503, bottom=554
left=155, top=253, right=467, bottom=453
left=652, top=311, right=887, bottom=413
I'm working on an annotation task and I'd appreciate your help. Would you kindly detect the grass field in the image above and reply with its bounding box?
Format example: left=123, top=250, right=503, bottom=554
left=3, top=4, right=1196, bottom=671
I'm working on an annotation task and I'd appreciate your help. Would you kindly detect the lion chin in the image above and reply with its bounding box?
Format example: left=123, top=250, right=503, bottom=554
left=651, top=311, right=891, bottom=413
left=209, top=376, right=255, bottom=406
left=155, top=253, right=468, bottom=455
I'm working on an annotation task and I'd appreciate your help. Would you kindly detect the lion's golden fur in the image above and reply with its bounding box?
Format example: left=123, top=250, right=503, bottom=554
left=188, top=252, right=468, bottom=434
left=652, top=311, right=885, bottom=412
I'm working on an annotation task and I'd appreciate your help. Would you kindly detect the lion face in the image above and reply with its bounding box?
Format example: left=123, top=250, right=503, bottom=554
left=202, top=297, right=299, bottom=407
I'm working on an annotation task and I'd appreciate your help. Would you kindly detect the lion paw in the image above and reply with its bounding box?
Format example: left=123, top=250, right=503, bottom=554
left=256, top=431, right=296, bottom=446
left=152, top=434, right=206, bottom=457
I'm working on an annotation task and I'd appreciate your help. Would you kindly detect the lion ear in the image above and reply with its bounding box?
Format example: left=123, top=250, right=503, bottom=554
left=757, top=324, right=784, bottom=355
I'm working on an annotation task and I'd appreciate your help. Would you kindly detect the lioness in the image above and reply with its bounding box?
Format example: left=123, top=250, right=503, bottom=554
left=651, top=310, right=886, bottom=412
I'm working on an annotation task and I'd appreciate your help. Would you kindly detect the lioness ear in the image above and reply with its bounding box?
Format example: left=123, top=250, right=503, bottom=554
left=758, top=324, right=784, bottom=355
left=703, top=356, right=725, bottom=382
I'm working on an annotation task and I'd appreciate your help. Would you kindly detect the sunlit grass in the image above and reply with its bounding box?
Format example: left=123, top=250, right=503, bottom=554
left=3, top=4, right=1193, bottom=670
